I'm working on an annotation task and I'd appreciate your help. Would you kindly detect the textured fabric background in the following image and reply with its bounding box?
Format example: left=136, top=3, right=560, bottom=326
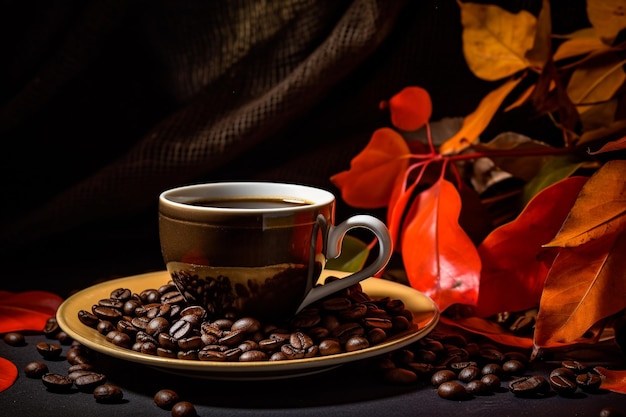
left=0, top=0, right=585, bottom=292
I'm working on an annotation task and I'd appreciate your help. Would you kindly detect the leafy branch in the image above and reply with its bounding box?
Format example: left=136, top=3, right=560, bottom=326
left=330, top=0, right=626, bottom=367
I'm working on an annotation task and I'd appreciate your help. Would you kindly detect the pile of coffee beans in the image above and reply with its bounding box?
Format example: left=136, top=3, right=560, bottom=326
left=358, top=327, right=619, bottom=407
left=76, top=277, right=415, bottom=362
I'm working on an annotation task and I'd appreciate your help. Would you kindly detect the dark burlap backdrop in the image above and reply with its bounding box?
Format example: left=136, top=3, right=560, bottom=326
left=1, top=0, right=580, bottom=293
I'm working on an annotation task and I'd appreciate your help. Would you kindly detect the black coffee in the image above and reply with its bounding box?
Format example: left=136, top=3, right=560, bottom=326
left=189, top=197, right=312, bottom=209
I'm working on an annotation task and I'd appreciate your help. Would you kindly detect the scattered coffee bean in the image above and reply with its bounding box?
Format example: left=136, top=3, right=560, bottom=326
left=36, top=342, right=63, bottom=360
left=3, top=332, right=26, bottom=347
left=171, top=401, right=198, bottom=417
left=383, top=367, right=418, bottom=385
left=458, top=365, right=481, bottom=382
left=23, top=361, right=49, bottom=378
left=465, top=380, right=489, bottom=395
left=502, top=359, right=526, bottom=376
left=481, top=374, right=501, bottom=391
left=154, top=389, right=181, bottom=410
left=563, top=360, right=589, bottom=373
left=431, top=369, right=456, bottom=387
left=437, top=381, right=468, bottom=400
left=509, top=375, right=550, bottom=397
left=74, top=372, right=107, bottom=392
left=93, top=384, right=124, bottom=403
left=43, top=317, right=61, bottom=338
left=549, top=367, right=577, bottom=396
left=576, top=372, right=602, bottom=393
left=41, top=373, right=74, bottom=392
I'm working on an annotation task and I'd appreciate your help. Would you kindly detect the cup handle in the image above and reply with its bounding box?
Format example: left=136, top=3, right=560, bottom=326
left=295, top=215, right=393, bottom=313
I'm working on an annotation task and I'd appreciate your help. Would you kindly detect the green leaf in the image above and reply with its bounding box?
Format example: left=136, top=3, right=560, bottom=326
left=326, top=235, right=370, bottom=272
left=522, top=154, right=584, bottom=205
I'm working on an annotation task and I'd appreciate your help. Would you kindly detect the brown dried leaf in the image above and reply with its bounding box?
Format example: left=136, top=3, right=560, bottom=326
left=459, top=1, right=536, bottom=81
left=534, top=231, right=626, bottom=347
left=567, top=55, right=626, bottom=114
left=545, top=160, right=626, bottom=248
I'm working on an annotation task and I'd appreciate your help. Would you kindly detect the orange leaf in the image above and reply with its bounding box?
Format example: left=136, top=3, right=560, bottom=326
left=588, top=135, right=626, bottom=155
left=0, top=290, right=63, bottom=333
left=386, top=87, right=432, bottom=131
left=534, top=231, right=626, bottom=347
left=401, top=179, right=481, bottom=312
left=0, top=357, right=18, bottom=393
left=475, top=176, right=588, bottom=317
left=331, top=128, right=410, bottom=208
left=439, top=77, right=523, bottom=155
left=595, top=366, right=626, bottom=394
left=545, top=160, right=626, bottom=248
left=439, top=316, right=533, bottom=349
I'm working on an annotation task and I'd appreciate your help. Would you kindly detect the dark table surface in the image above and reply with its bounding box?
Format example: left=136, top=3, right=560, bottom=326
left=2, top=331, right=625, bottom=417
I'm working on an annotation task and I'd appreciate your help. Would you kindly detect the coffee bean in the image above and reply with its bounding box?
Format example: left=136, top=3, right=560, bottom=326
left=139, top=289, right=160, bottom=304
left=383, top=367, right=417, bottom=385
left=576, top=372, right=602, bottom=392
left=318, top=339, right=342, bottom=356
left=154, top=389, right=181, bottom=410
left=481, top=374, right=502, bottom=391
left=438, top=381, right=469, bottom=400
left=42, top=373, right=74, bottom=392
left=24, top=361, right=48, bottom=378
left=479, top=347, right=506, bottom=364
left=43, top=317, right=61, bottom=338
left=68, top=363, right=95, bottom=373
left=481, top=363, right=504, bottom=378
left=93, top=384, right=124, bottom=403
left=465, top=379, right=489, bottom=395
left=78, top=310, right=100, bottom=327
left=98, top=298, right=124, bottom=310
left=3, top=332, right=26, bottom=347
left=345, top=336, right=369, bottom=352
left=55, top=331, right=73, bottom=345
left=502, top=359, right=526, bottom=376
left=458, top=365, right=481, bottom=382
left=231, top=317, right=261, bottom=334
left=106, top=331, right=132, bottom=348
left=74, top=372, right=106, bottom=392
left=563, top=360, right=589, bottom=373
left=92, top=305, right=123, bottom=322
left=36, top=342, right=62, bottom=360
left=171, top=401, right=197, bottom=417
left=146, top=317, right=170, bottom=336
left=549, top=367, right=577, bottom=396
left=509, top=375, right=550, bottom=397
left=431, top=369, right=456, bottom=387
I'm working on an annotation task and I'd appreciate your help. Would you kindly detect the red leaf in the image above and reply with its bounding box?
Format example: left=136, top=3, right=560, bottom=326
left=387, top=173, right=420, bottom=251
left=594, top=366, right=626, bottom=394
left=385, top=86, right=433, bottom=131
left=0, top=357, right=18, bottom=393
left=401, top=179, right=481, bottom=312
left=0, top=290, right=63, bottom=333
left=330, top=128, right=410, bottom=208
left=474, top=176, right=588, bottom=317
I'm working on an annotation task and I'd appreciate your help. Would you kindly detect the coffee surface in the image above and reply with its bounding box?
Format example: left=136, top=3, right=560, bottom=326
left=189, top=197, right=312, bottom=209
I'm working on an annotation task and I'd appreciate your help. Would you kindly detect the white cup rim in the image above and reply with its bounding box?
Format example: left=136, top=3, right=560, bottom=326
left=159, top=181, right=335, bottom=214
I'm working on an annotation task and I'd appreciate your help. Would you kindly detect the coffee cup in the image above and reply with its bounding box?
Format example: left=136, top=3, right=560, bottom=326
left=158, top=182, right=392, bottom=320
